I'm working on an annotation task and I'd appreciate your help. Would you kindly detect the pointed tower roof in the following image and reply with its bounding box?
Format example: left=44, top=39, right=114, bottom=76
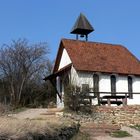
left=71, top=13, right=94, bottom=35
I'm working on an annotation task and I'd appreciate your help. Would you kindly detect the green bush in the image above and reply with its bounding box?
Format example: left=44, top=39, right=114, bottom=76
left=64, top=84, right=92, bottom=114
left=64, top=84, right=79, bottom=112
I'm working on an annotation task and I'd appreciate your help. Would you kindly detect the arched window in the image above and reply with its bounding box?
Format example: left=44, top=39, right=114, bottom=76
left=128, top=76, right=133, bottom=99
left=93, top=74, right=100, bottom=105
left=93, top=74, right=99, bottom=93
left=111, top=75, right=116, bottom=95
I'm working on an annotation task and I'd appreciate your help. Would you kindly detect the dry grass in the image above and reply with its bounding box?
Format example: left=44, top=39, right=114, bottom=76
left=0, top=117, right=71, bottom=139
left=71, top=131, right=90, bottom=140
left=0, top=107, right=77, bottom=139
left=0, top=103, right=11, bottom=115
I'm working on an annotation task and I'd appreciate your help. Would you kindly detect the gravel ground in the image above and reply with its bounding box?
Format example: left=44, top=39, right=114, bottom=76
left=94, top=126, right=140, bottom=140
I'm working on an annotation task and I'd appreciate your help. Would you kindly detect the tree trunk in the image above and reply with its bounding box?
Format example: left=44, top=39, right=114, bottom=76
left=17, top=77, right=26, bottom=105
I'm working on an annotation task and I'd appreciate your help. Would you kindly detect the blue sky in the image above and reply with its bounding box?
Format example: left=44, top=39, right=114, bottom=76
left=0, top=0, right=140, bottom=60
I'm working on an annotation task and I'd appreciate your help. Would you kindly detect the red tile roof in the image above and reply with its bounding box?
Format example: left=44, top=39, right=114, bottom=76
left=53, top=39, right=140, bottom=75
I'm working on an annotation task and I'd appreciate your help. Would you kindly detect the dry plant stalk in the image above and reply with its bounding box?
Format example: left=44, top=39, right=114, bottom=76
left=0, top=117, right=70, bottom=139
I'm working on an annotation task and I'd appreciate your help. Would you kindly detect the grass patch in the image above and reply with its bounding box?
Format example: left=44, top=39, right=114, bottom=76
left=71, top=131, right=90, bottom=140
left=110, top=130, right=132, bottom=138
left=130, top=125, right=140, bottom=131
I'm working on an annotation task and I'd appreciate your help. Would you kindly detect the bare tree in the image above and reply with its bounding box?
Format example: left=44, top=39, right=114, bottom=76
left=0, top=39, right=49, bottom=106
left=45, top=59, right=54, bottom=76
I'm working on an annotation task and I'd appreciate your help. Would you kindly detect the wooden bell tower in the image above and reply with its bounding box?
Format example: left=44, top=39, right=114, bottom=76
left=70, top=13, right=94, bottom=41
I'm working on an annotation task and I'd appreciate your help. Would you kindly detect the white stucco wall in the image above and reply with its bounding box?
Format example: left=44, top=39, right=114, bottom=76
left=78, top=72, right=93, bottom=88
left=99, top=75, right=111, bottom=92
left=57, top=66, right=140, bottom=107
left=98, top=75, right=112, bottom=101
left=70, top=66, right=79, bottom=85
left=133, top=77, right=140, bottom=92
left=70, top=70, right=140, bottom=105
left=116, top=76, right=128, bottom=92
left=58, top=49, right=71, bottom=70
left=127, top=77, right=140, bottom=105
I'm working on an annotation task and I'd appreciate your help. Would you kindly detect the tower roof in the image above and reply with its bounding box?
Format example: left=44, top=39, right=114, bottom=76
left=71, top=13, right=94, bottom=35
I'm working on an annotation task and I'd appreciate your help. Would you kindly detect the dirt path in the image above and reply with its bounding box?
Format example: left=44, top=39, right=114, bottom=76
left=11, top=108, right=48, bottom=119
left=9, top=108, right=63, bottom=120
left=121, top=126, right=140, bottom=140
left=94, top=126, right=140, bottom=140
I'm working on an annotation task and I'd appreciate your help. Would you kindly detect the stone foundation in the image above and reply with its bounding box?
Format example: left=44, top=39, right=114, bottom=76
left=93, top=105, right=140, bottom=126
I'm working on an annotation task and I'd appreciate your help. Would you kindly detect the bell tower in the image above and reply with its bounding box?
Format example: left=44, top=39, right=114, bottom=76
left=70, top=13, right=94, bottom=41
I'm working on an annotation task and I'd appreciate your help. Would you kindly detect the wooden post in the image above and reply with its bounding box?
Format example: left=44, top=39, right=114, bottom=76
left=123, top=94, right=127, bottom=106
left=85, top=35, right=88, bottom=41
left=122, top=99, right=125, bottom=106
left=98, top=93, right=100, bottom=106
left=76, top=34, right=78, bottom=40
left=125, top=93, right=127, bottom=105
left=107, top=98, right=111, bottom=106
left=89, top=96, right=92, bottom=106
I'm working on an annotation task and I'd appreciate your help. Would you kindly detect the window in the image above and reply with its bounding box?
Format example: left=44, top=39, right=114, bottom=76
left=128, top=76, right=133, bottom=99
left=93, top=74, right=99, bottom=93
left=93, top=74, right=100, bottom=105
left=82, top=84, right=89, bottom=93
left=111, top=75, right=116, bottom=95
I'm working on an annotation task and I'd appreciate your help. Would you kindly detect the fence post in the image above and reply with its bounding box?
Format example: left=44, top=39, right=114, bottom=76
left=125, top=93, right=127, bottom=105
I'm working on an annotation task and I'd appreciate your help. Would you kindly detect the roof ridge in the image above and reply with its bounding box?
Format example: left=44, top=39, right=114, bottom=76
left=61, top=38, right=124, bottom=47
